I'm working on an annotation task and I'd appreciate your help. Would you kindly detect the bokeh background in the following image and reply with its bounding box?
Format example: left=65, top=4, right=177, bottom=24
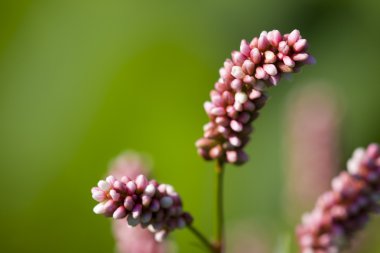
left=1, top=0, right=380, bottom=252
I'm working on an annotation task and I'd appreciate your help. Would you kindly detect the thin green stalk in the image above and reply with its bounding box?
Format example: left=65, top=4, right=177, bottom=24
left=187, top=225, right=215, bottom=253
left=214, top=159, right=225, bottom=253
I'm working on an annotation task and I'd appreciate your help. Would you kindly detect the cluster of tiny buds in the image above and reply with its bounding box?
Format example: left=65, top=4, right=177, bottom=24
left=196, top=29, right=314, bottom=165
left=91, top=174, right=193, bottom=242
left=297, top=143, right=380, bottom=253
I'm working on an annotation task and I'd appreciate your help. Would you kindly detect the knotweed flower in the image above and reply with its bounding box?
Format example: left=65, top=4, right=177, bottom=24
left=297, top=144, right=380, bottom=252
left=91, top=174, right=193, bottom=242
left=196, top=29, right=314, bottom=165
left=108, top=152, right=166, bottom=253
left=284, top=85, right=340, bottom=220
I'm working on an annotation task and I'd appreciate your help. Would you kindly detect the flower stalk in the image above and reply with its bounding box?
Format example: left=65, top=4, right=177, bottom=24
left=215, top=159, right=225, bottom=253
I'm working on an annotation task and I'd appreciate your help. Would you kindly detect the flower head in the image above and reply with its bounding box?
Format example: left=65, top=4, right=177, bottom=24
left=297, top=144, right=380, bottom=252
left=91, top=174, right=193, bottom=242
left=196, top=29, right=314, bottom=165
left=108, top=152, right=167, bottom=253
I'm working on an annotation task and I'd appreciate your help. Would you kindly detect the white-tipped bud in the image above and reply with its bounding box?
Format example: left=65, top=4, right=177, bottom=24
left=235, top=92, right=248, bottom=104
left=97, top=180, right=111, bottom=191
left=230, top=120, right=243, bottom=132
left=126, top=181, right=137, bottom=194
left=231, top=66, right=245, bottom=79
left=132, top=204, right=142, bottom=218
left=93, top=202, right=106, bottom=214
left=154, top=230, right=168, bottom=242
left=135, top=175, right=148, bottom=192
left=144, top=184, right=156, bottom=197
left=109, top=189, right=120, bottom=201
left=92, top=190, right=106, bottom=202
left=263, top=64, right=278, bottom=76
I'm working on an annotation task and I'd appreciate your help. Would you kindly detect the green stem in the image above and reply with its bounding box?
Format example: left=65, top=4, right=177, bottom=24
left=187, top=225, right=216, bottom=253
left=214, top=159, right=225, bottom=253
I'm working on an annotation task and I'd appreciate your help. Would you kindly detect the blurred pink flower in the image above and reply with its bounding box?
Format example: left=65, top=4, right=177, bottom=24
left=297, top=144, right=380, bottom=252
left=284, top=85, right=341, bottom=220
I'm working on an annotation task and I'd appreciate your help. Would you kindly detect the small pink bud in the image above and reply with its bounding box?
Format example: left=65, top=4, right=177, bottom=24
left=93, top=202, right=106, bottom=214
left=126, top=181, right=137, bottom=194
left=249, top=89, right=261, bottom=100
left=283, top=56, right=295, bottom=67
left=293, top=53, right=309, bottom=62
left=267, top=30, right=282, bottom=47
left=263, top=64, right=278, bottom=76
left=109, top=189, right=121, bottom=201
left=92, top=190, right=106, bottom=202
left=210, top=107, right=226, bottom=116
left=113, top=206, right=127, bottom=219
left=243, top=75, right=255, bottom=85
left=132, top=204, right=142, bottom=218
left=288, top=29, right=300, bottom=46
left=142, top=195, right=152, bottom=207
left=229, top=136, right=242, bottom=147
left=255, top=66, right=268, bottom=79
left=154, top=230, right=168, bottom=242
left=226, top=151, right=238, bottom=163
left=231, top=66, right=245, bottom=79
left=278, top=41, right=290, bottom=54
left=250, top=48, right=262, bottom=64
left=242, top=60, right=255, bottom=75
left=98, top=180, right=111, bottom=191
left=144, top=184, right=156, bottom=197
left=293, top=38, right=308, bottom=52
left=231, top=79, right=243, bottom=90
left=232, top=51, right=246, bottom=65
left=264, top=51, right=276, bottom=63
left=240, top=39, right=251, bottom=57
left=235, top=92, right=248, bottom=104
left=258, top=34, right=269, bottom=51
left=250, top=37, right=258, bottom=48
left=230, top=120, right=243, bottom=132
left=124, top=196, right=135, bottom=211
left=210, top=145, right=223, bottom=159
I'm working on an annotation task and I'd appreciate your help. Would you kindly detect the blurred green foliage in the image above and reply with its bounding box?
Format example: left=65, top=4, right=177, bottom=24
left=1, top=0, right=380, bottom=252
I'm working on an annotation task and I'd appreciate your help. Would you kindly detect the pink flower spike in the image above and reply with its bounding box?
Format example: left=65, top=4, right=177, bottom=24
left=196, top=29, right=313, bottom=165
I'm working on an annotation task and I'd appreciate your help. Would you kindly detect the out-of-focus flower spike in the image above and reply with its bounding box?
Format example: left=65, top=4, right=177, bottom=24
left=297, top=144, right=380, bottom=252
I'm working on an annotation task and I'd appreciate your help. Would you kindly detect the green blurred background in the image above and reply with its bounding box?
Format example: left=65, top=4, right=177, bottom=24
left=1, top=0, right=380, bottom=252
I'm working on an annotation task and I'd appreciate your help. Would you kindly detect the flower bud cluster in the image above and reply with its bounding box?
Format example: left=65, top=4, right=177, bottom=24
left=92, top=174, right=193, bottom=242
left=297, top=144, right=380, bottom=253
left=196, top=29, right=314, bottom=165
